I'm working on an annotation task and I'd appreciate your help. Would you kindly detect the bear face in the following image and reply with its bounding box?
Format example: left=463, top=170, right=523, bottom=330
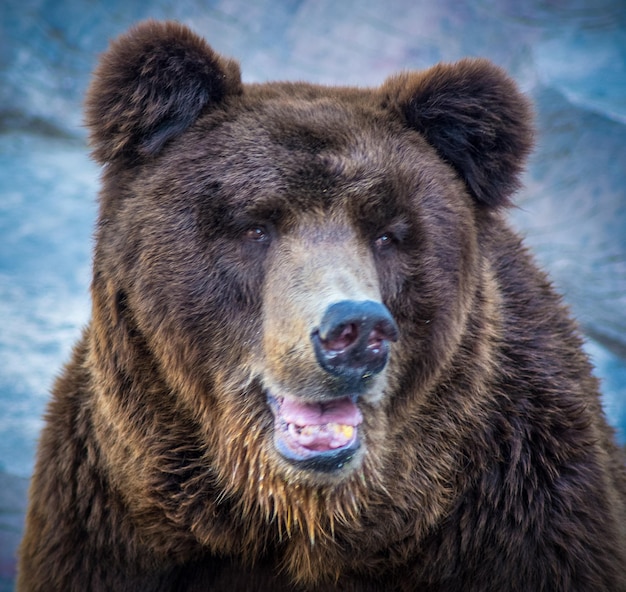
left=85, top=22, right=530, bottom=490
left=18, top=19, right=626, bottom=592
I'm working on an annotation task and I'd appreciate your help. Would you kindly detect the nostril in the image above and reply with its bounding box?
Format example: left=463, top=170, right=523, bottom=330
left=368, top=320, right=398, bottom=348
left=367, top=327, right=385, bottom=353
left=321, top=322, right=359, bottom=353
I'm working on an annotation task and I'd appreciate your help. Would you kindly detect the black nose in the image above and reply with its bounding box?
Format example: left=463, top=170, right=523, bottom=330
left=311, top=300, right=398, bottom=386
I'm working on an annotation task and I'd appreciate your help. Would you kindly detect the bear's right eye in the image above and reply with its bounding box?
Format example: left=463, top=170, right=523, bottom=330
left=245, top=226, right=269, bottom=243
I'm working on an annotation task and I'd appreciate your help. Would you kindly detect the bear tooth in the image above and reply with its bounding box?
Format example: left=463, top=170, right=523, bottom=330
left=339, top=425, right=354, bottom=439
left=328, top=423, right=354, bottom=439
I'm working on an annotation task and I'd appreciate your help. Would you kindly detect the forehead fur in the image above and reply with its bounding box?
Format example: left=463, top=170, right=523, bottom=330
left=155, top=93, right=455, bottom=216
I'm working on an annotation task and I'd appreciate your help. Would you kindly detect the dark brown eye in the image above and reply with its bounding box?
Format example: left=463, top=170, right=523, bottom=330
left=245, top=227, right=268, bottom=242
left=374, top=232, right=394, bottom=250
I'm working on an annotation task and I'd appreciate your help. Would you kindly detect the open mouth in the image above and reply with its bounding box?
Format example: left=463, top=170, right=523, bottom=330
left=268, top=393, right=363, bottom=472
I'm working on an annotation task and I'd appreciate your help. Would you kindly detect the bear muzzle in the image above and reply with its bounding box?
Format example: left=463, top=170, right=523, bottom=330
left=262, top=230, right=398, bottom=471
left=267, top=299, right=398, bottom=472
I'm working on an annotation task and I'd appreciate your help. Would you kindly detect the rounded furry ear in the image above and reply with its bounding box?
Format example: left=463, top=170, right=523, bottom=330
left=381, top=58, right=534, bottom=208
left=85, top=20, right=242, bottom=164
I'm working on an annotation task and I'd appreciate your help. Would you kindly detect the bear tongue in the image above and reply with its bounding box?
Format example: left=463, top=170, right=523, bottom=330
left=279, top=395, right=363, bottom=428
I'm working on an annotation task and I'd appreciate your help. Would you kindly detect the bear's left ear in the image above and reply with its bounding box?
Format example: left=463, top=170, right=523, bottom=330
left=381, top=58, right=534, bottom=208
left=85, top=20, right=242, bottom=164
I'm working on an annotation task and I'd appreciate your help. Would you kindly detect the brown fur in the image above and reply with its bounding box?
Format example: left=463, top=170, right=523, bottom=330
left=18, top=20, right=626, bottom=591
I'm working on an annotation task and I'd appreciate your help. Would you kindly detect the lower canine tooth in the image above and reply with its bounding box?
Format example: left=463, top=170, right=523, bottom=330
left=328, top=423, right=354, bottom=439
left=341, top=425, right=354, bottom=439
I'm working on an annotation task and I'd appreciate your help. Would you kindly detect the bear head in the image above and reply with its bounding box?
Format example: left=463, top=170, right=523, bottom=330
left=84, top=19, right=532, bottom=560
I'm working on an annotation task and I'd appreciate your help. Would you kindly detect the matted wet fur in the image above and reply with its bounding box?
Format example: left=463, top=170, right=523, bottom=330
left=18, top=20, right=626, bottom=592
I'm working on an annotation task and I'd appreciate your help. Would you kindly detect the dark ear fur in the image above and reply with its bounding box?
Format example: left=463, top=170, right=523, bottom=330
left=85, top=20, right=242, bottom=164
left=381, top=58, right=534, bottom=207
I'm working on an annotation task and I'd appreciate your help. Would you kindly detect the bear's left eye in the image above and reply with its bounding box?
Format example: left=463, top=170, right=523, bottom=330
left=374, top=232, right=394, bottom=250
left=245, top=226, right=269, bottom=243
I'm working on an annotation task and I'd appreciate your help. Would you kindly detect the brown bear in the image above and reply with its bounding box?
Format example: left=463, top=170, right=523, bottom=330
left=17, top=19, right=626, bottom=592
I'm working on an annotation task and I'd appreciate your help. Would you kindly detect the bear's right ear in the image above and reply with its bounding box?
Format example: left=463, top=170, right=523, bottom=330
left=85, top=20, right=242, bottom=164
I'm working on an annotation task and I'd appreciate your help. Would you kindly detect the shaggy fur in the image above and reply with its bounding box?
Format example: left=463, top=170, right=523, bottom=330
left=18, top=20, right=626, bottom=592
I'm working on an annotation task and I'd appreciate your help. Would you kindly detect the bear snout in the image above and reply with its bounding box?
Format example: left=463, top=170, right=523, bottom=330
left=311, top=299, right=398, bottom=389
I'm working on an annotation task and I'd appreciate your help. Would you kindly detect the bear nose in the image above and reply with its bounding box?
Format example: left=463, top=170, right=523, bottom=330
left=311, top=300, right=399, bottom=386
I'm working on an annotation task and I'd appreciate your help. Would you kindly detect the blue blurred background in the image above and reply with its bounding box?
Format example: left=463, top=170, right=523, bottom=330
left=1, top=0, right=625, bottom=587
